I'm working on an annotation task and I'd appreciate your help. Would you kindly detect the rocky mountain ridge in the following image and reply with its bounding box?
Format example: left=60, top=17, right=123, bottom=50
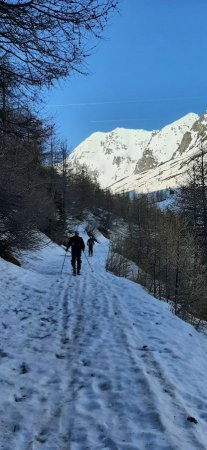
left=67, top=112, right=207, bottom=194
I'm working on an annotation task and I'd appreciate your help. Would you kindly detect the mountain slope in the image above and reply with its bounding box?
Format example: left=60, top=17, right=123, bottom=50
left=68, top=127, right=154, bottom=187
left=110, top=112, right=207, bottom=194
left=67, top=112, right=202, bottom=192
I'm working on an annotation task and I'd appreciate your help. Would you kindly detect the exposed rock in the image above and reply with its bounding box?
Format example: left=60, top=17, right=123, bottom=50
left=113, top=156, right=124, bottom=167
left=134, top=149, right=157, bottom=174
left=173, top=131, right=192, bottom=157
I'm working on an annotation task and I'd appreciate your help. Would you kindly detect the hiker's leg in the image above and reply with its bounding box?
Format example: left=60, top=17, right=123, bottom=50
left=71, top=255, right=76, bottom=274
left=77, top=254, right=81, bottom=274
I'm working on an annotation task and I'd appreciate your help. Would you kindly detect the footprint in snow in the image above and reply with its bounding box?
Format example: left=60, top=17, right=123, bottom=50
left=99, top=381, right=111, bottom=391
left=61, top=337, right=70, bottom=345
left=14, top=394, right=27, bottom=402
left=55, top=353, right=65, bottom=359
left=20, top=362, right=30, bottom=374
left=34, top=289, right=47, bottom=294
left=0, top=348, right=8, bottom=358
left=140, top=345, right=148, bottom=351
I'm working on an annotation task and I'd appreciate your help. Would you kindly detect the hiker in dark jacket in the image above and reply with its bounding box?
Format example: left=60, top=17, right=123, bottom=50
left=66, top=231, right=85, bottom=275
left=87, top=236, right=95, bottom=256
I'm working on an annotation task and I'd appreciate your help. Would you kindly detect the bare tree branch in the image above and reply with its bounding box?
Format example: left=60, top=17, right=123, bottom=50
left=0, top=1, right=32, bottom=9
left=0, top=0, right=118, bottom=88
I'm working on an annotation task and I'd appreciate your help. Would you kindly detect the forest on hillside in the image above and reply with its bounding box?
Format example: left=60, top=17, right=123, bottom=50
left=0, top=0, right=118, bottom=256
left=106, top=162, right=207, bottom=327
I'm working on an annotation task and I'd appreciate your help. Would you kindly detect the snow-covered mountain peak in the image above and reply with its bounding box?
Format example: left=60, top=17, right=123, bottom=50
left=67, top=112, right=202, bottom=192
left=68, top=127, right=154, bottom=187
left=112, top=126, right=158, bottom=134
left=165, top=112, right=199, bottom=128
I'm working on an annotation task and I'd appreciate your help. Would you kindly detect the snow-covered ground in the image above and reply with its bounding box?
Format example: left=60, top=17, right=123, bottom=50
left=1, top=230, right=207, bottom=450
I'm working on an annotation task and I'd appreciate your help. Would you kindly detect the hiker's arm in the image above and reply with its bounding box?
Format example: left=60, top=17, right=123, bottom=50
left=66, top=238, right=71, bottom=251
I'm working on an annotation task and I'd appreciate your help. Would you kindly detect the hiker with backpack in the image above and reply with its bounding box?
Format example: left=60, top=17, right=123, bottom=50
left=66, top=231, right=85, bottom=275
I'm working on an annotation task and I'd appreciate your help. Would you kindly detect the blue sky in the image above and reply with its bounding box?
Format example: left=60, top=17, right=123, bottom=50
left=44, top=0, right=207, bottom=150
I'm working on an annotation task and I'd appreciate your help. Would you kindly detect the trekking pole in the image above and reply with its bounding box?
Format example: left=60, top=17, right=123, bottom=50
left=83, top=251, right=94, bottom=272
left=61, top=249, right=68, bottom=274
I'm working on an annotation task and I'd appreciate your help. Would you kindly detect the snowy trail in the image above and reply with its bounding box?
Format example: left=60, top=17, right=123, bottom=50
left=56, top=271, right=206, bottom=450
left=1, top=231, right=207, bottom=449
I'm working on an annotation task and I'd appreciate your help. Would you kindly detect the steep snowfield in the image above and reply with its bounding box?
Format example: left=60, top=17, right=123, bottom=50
left=68, top=128, right=153, bottom=187
left=145, top=112, right=199, bottom=163
left=0, top=231, right=207, bottom=449
left=108, top=146, right=199, bottom=194
left=67, top=113, right=199, bottom=190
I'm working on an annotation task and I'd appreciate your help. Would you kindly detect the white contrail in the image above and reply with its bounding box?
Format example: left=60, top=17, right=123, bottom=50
left=48, top=100, right=139, bottom=107
left=47, top=96, right=207, bottom=108
left=90, top=118, right=153, bottom=123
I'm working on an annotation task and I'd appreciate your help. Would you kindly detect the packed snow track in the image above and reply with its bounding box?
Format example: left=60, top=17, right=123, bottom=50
left=0, top=229, right=207, bottom=450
